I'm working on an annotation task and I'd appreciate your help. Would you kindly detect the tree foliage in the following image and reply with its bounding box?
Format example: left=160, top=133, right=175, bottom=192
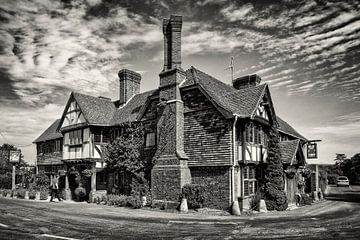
left=105, top=122, right=155, bottom=196
left=334, top=153, right=360, bottom=184
left=0, top=144, right=27, bottom=189
left=262, top=128, right=288, bottom=211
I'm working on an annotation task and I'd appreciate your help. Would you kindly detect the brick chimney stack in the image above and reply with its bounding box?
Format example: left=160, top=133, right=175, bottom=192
left=118, top=69, right=141, bottom=106
left=232, top=74, right=261, bottom=90
left=152, top=15, right=191, bottom=203
left=162, top=15, right=182, bottom=71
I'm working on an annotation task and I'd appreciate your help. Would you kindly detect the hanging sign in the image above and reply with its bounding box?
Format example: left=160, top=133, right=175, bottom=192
left=307, top=142, right=317, bottom=159
left=9, top=150, right=21, bottom=163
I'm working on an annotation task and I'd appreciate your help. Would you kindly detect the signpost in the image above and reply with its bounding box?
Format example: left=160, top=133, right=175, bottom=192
left=9, top=150, right=21, bottom=190
left=307, top=140, right=321, bottom=200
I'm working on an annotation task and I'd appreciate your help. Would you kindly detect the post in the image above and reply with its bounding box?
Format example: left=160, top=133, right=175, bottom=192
left=12, top=164, right=16, bottom=190
left=64, top=174, right=71, bottom=200
left=315, top=164, right=319, bottom=191
left=89, top=164, right=96, bottom=202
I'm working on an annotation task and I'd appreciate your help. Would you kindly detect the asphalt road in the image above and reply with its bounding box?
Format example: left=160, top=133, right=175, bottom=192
left=0, top=186, right=359, bottom=240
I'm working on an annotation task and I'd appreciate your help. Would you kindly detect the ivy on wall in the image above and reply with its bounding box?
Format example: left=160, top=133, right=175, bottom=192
left=105, top=122, right=155, bottom=196
left=262, top=127, right=288, bottom=211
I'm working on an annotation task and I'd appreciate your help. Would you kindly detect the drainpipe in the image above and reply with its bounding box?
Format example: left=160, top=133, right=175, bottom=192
left=231, top=115, right=240, bottom=215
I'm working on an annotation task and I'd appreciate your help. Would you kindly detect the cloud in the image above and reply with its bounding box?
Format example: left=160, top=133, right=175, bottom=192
left=0, top=0, right=162, bottom=107
left=220, top=3, right=254, bottom=22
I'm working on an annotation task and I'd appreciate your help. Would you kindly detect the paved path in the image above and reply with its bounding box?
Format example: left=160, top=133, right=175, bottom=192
left=0, top=186, right=359, bottom=239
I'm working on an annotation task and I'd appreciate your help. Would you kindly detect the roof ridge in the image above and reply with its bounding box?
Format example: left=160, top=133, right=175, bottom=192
left=191, top=66, right=229, bottom=88
left=73, top=91, right=113, bottom=102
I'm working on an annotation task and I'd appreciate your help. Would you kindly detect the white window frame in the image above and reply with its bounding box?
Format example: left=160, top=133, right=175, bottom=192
left=244, top=166, right=257, bottom=197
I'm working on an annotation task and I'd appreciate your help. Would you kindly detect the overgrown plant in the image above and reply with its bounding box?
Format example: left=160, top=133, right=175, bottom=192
left=105, top=122, right=155, bottom=198
left=180, top=184, right=207, bottom=209
left=263, top=128, right=288, bottom=211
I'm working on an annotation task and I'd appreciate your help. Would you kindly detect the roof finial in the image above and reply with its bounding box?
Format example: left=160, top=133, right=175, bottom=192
left=224, top=56, right=234, bottom=83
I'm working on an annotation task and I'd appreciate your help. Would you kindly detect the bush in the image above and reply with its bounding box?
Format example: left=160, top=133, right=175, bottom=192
left=1, top=189, right=7, bottom=197
left=126, top=195, right=142, bottom=209
left=250, top=190, right=263, bottom=211
left=263, top=128, right=288, bottom=211
left=300, top=193, right=313, bottom=205
left=327, top=174, right=338, bottom=185
left=0, top=172, right=12, bottom=189
left=180, top=184, right=206, bottom=209
left=74, top=186, right=87, bottom=201
left=33, top=173, right=50, bottom=191
left=40, top=188, right=49, bottom=200
left=29, top=189, right=36, bottom=199
left=264, top=186, right=288, bottom=211
left=16, top=188, right=26, bottom=199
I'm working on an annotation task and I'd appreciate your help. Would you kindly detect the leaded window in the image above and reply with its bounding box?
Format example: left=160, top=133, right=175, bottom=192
left=244, top=166, right=257, bottom=197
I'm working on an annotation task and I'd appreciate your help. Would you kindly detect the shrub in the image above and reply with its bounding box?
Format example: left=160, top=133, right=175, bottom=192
left=263, top=128, right=288, bottom=211
left=250, top=190, right=263, bottom=211
left=29, top=189, right=36, bottom=200
left=1, top=189, right=8, bottom=197
left=300, top=193, right=313, bottom=205
left=33, top=173, right=50, bottom=191
left=327, top=174, right=338, bottom=185
left=0, top=173, right=12, bottom=189
left=126, top=195, right=142, bottom=209
left=74, top=186, right=87, bottom=201
left=106, top=194, right=118, bottom=206
left=16, top=188, right=26, bottom=199
left=116, top=195, right=128, bottom=207
left=40, top=188, right=49, bottom=200
left=180, top=184, right=206, bottom=209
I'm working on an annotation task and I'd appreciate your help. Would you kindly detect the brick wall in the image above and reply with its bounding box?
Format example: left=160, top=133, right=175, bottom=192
left=191, top=166, right=230, bottom=210
left=183, top=88, right=232, bottom=166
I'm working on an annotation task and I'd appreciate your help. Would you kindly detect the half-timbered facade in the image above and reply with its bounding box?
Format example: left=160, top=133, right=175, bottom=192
left=34, top=15, right=309, bottom=210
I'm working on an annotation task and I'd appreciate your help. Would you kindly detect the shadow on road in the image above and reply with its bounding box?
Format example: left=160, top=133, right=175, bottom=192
left=325, top=186, right=360, bottom=203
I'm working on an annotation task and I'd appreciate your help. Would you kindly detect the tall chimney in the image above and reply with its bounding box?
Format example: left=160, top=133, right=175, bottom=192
left=118, top=69, right=141, bottom=106
left=162, top=15, right=182, bottom=71
left=152, top=15, right=191, bottom=202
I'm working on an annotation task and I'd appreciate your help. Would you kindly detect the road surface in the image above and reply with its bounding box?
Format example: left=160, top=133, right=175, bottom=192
left=0, top=186, right=359, bottom=239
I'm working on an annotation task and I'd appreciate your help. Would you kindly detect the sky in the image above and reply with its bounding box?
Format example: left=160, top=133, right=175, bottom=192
left=0, top=0, right=359, bottom=165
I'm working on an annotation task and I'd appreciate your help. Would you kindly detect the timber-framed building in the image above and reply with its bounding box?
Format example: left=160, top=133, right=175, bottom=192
left=34, top=15, right=308, bottom=210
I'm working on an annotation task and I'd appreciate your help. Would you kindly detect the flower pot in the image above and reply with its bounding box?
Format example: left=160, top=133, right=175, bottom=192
left=141, top=196, right=147, bottom=207
left=35, top=191, right=41, bottom=201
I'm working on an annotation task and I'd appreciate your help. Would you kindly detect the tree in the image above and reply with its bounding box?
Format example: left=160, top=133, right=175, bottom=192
left=332, top=153, right=360, bottom=184
left=105, top=122, right=155, bottom=196
left=0, top=144, right=26, bottom=189
left=262, top=128, right=288, bottom=211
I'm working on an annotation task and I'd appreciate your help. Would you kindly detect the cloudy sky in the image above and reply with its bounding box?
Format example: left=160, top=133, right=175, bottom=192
left=0, top=0, right=359, bottom=164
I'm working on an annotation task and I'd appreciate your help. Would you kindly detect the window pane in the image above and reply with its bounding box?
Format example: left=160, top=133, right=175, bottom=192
left=244, top=167, right=249, bottom=179
left=244, top=180, right=249, bottom=196
left=146, top=132, right=156, bottom=147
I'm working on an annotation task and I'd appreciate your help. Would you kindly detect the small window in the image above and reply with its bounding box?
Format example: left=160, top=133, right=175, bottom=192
left=69, top=129, right=83, bottom=145
left=244, top=166, right=257, bottom=197
left=145, top=132, right=156, bottom=147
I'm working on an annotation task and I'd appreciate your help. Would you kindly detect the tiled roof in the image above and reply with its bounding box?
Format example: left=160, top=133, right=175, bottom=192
left=36, top=67, right=306, bottom=144
left=277, top=117, right=307, bottom=141
left=183, top=67, right=267, bottom=118
left=110, top=90, right=158, bottom=125
left=279, top=139, right=300, bottom=164
left=73, top=92, right=117, bottom=125
left=33, top=119, right=63, bottom=143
